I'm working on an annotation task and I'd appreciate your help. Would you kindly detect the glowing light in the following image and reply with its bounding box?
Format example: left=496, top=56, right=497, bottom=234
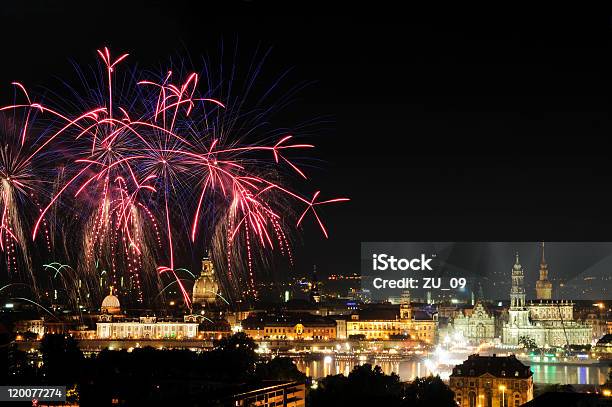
left=0, top=47, right=348, bottom=303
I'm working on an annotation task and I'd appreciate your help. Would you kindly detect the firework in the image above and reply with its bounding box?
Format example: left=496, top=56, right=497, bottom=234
left=0, top=47, right=348, bottom=308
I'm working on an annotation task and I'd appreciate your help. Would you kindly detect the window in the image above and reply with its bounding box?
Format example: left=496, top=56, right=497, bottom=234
left=468, top=391, right=476, bottom=407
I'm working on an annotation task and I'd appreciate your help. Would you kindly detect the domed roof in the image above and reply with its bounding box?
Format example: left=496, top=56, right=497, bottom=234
left=102, top=294, right=120, bottom=308
left=101, top=287, right=121, bottom=314
left=192, top=257, right=219, bottom=306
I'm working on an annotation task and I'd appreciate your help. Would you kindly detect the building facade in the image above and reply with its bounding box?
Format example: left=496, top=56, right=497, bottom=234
left=229, top=381, right=305, bottom=407
left=96, top=315, right=199, bottom=339
left=346, top=300, right=438, bottom=343
left=449, top=354, right=533, bottom=407
left=411, top=310, right=439, bottom=343
left=334, top=318, right=348, bottom=339
left=242, top=313, right=337, bottom=341
left=14, top=319, right=45, bottom=337
left=192, top=256, right=220, bottom=307
left=594, top=334, right=612, bottom=360
left=347, top=311, right=405, bottom=340
left=453, top=302, right=496, bottom=343
left=502, top=253, right=591, bottom=347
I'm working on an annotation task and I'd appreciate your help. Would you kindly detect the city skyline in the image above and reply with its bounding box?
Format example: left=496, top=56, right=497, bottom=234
left=1, top=4, right=612, bottom=406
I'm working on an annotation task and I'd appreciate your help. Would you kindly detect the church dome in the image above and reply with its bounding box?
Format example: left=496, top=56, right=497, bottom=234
left=192, top=257, right=219, bottom=306
left=101, top=287, right=121, bottom=314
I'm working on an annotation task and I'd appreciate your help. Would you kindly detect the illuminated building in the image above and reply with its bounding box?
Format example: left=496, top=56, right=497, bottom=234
left=411, top=310, right=439, bottom=343
left=14, top=319, right=45, bottom=337
left=583, top=310, right=609, bottom=341
left=452, top=301, right=495, bottom=343
left=192, top=255, right=220, bottom=307
left=96, top=315, right=199, bottom=339
left=334, top=317, right=347, bottom=339
left=449, top=354, right=533, bottom=407
left=594, top=334, right=612, bottom=359
left=43, top=320, right=78, bottom=335
left=101, top=286, right=121, bottom=314
left=535, top=242, right=552, bottom=300
left=502, top=253, right=591, bottom=347
left=96, top=291, right=200, bottom=339
left=345, top=293, right=438, bottom=342
left=347, top=307, right=406, bottom=339
left=242, top=313, right=336, bottom=340
left=228, top=381, right=305, bottom=407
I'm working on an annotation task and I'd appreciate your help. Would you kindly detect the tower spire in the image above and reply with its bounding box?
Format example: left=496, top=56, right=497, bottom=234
left=536, top=241, right=552, bottom=300
left=510, top=251, right=525, bottom=308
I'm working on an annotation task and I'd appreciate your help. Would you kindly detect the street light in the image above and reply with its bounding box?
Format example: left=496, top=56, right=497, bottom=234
left=499, top=385, right=506, bottom=407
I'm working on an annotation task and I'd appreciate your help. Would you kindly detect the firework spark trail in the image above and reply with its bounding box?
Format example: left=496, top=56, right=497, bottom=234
left=0, top=47, right=348, bottom=306
left=0, top=104, right=61, bottom=283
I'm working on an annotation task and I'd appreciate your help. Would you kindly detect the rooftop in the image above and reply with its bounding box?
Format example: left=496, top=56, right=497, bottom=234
left=596, top=334, right=612, bottom=346
left=450, top=354, right=532, bottom=379
left=241, top=313, right=336, bottom=329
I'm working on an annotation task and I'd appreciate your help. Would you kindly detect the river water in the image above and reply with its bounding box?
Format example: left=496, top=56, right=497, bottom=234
left=295, top=356, right=612, bottom=385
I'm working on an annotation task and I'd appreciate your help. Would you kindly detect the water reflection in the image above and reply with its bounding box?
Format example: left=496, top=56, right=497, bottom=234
left=296, top=357, right=437, bottom=382
left=296, top=356, right=611, bottom=385
left=529, top=364, right=609, bottom=385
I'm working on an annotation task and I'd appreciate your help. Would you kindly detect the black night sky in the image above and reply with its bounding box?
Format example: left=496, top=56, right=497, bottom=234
left=1, top=3, right=611, bottom=283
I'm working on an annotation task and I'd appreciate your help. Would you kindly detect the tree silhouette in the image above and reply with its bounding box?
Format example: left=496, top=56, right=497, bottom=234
left=402, top=375, right=456, bottom=407
left=39, top=334, right=83, bottom=386
left=308, top=365, right=456, bottom=407
left=255, top=357, right=306, bottom=381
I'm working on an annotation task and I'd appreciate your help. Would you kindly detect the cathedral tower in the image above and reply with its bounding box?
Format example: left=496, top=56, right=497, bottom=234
left=535, top=242, right=553, bottom=300
left=510, top=252, right=526, bottom=308
left=400, top=289, right=412, bottom=320
left=508, top=252, right=530, bottom=327
left=192, top=254, right=220, bottom=307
